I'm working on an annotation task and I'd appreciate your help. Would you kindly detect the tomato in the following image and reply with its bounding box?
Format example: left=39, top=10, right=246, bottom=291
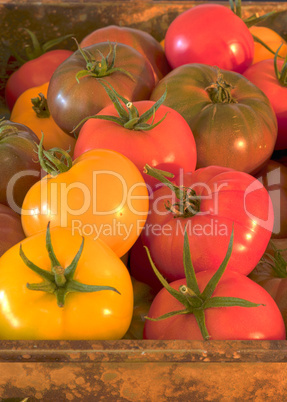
left=141, top=165, right=274, bottom=281
left=0, top=120, right=41, bottom=211
left=5, top=49, right=73, bottom=111
left=249, top=26, right=287, bottom=64
left=0, top=204, right=25, bottom=257
left=80, top=25, right=170, bottom=84
left=21, top=148, right=149, bottom=258
left=254, top=160, right=287, bottom=239
left=10, top=82, right=76, bottom=153
left=249, top=239, right=287, bottom=331
left=150, top=63, right=278, bottom=174
left=47, top=42, right=155, bottom=135
left=0, top=224, right=133, bottom=340
left=243, top=57, right=287, bottom=150
left=144, top=270, right=285, bottom=340
left=73, top=91, right=197, bottom=190
left=164, top=4, right=254, bottom=73
left=123, top=276, right=156, bottom=340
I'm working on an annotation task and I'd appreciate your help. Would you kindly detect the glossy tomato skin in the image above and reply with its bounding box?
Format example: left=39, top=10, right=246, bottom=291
left=5, top=49, right=73, bottom=111
left=243, top=59, right=287, bottom=150
left=150, top=64, right=278, bottom=174
left=0, top=227, right=133, bottom=340
left=143, top=270, right=286, bottom=340
left=0, top=204, right=25, bottom=257
left=47, top=42, right=155, bottom=135
left=80, top=25, right=171, bottom=83
left=141, top=166, right=274, bottom=281
left=254, top=160, right=287, bottom=238
left=0, top=121, right=42, bottom=210
left=164, top=4, right=254, bottom=73
left=21, top=149, right=149, bottom=258
left=73, top=101, right=197, bottom=190
left=10, top=81, right=76, bottom=154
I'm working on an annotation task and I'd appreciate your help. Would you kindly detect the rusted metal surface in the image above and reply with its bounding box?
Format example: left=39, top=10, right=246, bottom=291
left=0, top=340, right=287, bottom=400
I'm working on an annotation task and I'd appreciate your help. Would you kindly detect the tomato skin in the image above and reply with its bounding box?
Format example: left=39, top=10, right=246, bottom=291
left=141, top=166, right=274, bottom=281
left=249, top=26, right=287, bottom=64
left=143, top=270, right=286, bottom=340
left=249, top=239, right=287, bottom=332
left=164, top=4, right=254, bottom=73
left=80, top=25, right=171, bottom=83
left=0, top=121, right=42, bottom=210
left=21, top=148, right=149, bottom=258
left=10, top=82, right=76, bottom=153
left=254, top=160, right=287, bottom=239
left=150, top=63, right=278, bottom=174
left=73, top=101, right=197, bottom=190
left=243, top=59, right=287, bottom=150
left=47, top=42, right=155, bottom=135
left=0, top=226, right=133, bottom=340
left=5, top=49, right=73, bottom=111
left=0, top=204, right=25, bottom=257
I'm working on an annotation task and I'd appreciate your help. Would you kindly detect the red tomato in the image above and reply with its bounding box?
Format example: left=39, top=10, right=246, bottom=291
left=73, top=100, right=197, bottom=190
left=143, top=270, right=286, bottom=340
left=141, top=166, right=274, bottom=281
left=5, top=49, right=73, bottom=111
left=80, top=25, right=170, bottom=84
left=243, top=58, right=287, bottom=150
left=164, top=4, right=254, bottom=73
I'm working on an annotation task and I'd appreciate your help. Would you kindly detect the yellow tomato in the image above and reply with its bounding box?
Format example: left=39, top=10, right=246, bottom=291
left=0, top=225, right=133, bottom=340
left=250, top=26, right=287, bottom=64
left=10, top=82, right=76, bottom=154
left=21, top=148, right=149, bottom=257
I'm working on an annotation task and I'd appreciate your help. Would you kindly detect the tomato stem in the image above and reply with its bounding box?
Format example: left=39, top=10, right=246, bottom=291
left=144, top=164, right=201, bottom=218
left=19, top=222, right=121, bottom=308
left=72, top=80, right=168, bottom=134
left=145, top=227, right=263, bottom=340
left=74, top=40, right=135, bottom=83
left=274, top=44, right=287, bottom=87
left=31, top=93, right=50, bottom=118
left=205, top=69, right=237, bottom=104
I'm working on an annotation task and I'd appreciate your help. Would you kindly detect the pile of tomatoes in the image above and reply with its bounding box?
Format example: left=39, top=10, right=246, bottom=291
left=1, top=2, right=287, bottom=341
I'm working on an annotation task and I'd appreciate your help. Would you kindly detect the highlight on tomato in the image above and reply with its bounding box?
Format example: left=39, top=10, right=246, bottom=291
left=143, top=229, right=286, bottom=340
left=0, top=223, right=133, bottom=340
left=21, top=144, right=149, bottom=258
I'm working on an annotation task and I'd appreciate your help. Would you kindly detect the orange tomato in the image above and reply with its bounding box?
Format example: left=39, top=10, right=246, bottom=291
left=250, top=26, right=287, bottom=64
left=21, top=148, right=149, bottom=257
left=10, top=82, right=76, bottom=154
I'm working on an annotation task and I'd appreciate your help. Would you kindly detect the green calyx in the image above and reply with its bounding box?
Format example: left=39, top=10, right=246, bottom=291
left=74, top=39, right=134, bottom=83
left=35, top=133, right=73, bottom=176
left=261, top=241, right=287, bottom=278
left=205, top=70, right=237, bottom=104
left=145, top=227, right=264, bottom=340
left=274, top=44, right=287, bottom=87
left=31, top=93, right=50, bottom=118
left=72, top=80, right=168, bottom=133
left=144, top=164, right=200, bottom=218
left=19, top=222, right=120, bottom=308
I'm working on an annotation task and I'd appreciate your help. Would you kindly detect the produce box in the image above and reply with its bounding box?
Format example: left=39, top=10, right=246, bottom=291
left=1, top=1, right=287, bottom=400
